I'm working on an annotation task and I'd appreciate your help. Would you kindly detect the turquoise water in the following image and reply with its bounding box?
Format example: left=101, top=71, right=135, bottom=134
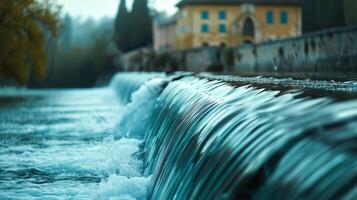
left=0, top=88, right=151, bottom=199
left=139, top=76, right=357, bottom=199
left=1, top=73, right=356, bottom=200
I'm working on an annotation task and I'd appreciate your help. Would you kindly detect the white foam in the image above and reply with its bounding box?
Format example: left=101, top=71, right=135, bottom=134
left=97, top=175, right=152, bottom=200
left=92, top=78, right=168, bottom=199
left=92, top=78, right=167, bottom=199
left=116, top=78, right=168, bottom=139
left=0, top=137, right=151, bottom=199
left=0, top=76, right=166, bottom=199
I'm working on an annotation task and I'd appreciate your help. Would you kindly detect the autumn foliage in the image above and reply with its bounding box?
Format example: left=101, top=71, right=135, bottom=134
left=0, top=0, right=59, bottom=85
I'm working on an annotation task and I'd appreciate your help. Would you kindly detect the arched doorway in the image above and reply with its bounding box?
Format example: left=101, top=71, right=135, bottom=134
left=242, top=17, right=255, bottom=44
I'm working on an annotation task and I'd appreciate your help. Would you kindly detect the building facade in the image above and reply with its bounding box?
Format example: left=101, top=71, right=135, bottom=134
left=153, top=15, right=177, bottom=52
left=175, top=0, right=302, bottom=50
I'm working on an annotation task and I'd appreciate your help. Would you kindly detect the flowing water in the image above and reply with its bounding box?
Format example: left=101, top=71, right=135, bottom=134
left=1, top=73, right=357, bottom=200
left=0, top=88, right=152, bottom=199
left=138, top=76, right=357, bottom=200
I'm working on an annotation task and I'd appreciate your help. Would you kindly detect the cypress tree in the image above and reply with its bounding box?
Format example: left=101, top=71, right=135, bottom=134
left=129, top=0, right=152, bottom=51
left=114, top=0, right=130, bottom=52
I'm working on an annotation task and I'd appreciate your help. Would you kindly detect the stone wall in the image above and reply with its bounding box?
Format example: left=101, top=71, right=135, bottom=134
left=120, top=48, right=156, bottom=71
left=232, top=26, right=357, bottom=79
left=121, top=47, right=223, bottom=72
left=182, top=47, right=222, bottom=72
left=121, top=26, right=357, bottom=79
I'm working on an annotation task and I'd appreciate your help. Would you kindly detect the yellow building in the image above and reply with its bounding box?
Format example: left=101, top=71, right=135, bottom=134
left=175, top=0, right=302, bottom=50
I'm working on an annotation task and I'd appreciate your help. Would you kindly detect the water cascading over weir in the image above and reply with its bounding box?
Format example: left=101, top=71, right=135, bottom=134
left=111, top=72, right=357, bottom=200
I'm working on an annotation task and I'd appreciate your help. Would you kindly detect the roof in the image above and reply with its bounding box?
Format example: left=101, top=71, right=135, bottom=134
left=159, top=17, right=177, bottom=27
left=154, top=14, right=178, bottom=28
left=177, top=0, right=302, bottom=7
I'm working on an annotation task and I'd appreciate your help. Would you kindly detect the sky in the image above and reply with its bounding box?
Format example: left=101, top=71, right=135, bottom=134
left=57, top=0, right=180, bottom=20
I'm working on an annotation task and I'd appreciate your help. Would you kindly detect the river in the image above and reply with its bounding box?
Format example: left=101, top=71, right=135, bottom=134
left=1, top=73, right=356, bottom=200
left=0, top=88, right=150, bottom=199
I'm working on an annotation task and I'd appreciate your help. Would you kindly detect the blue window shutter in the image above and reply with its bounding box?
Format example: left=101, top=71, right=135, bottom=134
left=219, top=24, right=227, bottom=33
left=219, top=11, right=226, bottom=20
left=201, top=24, right=209, bottom=33
left=201, top=11, right=209, bottom=19
left=280, top=11, right=288, bottom=24
left=266, top=11, right=274, bottom=24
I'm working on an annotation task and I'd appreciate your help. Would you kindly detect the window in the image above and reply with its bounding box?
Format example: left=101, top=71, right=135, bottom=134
left=219, top=11, right=226, bottom=20
left=181, top=10, right=188, bottom=18
left=201, top=11, right=209, bottom=19
left=219, top=24, right=227, bottom=33
left=243, top=18, right=254, bottom=37
left=266, top=11, right=274, bottom=24
left=179, top=26, right=187, bottom=33
left=280, top=11, right=288, bottom=24
left=201, top=24, right=209, bottom=33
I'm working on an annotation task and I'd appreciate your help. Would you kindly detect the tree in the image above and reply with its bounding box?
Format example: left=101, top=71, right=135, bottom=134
left=113, top=0, right=153, bottom=52
left=31, top=17, right=119, bottom=88
left=315, top=0, right=345, bottom=30
left=302, top=0, right=346, bottom=32
left=129, top=0, right=152, bottom=51
left=61, top=14, right=73, bottom=49
left=0, top=0, right=59, bottom=85
left=344, top=0, right=357, bottom=25
left=114, top=0, right=130, bottom=52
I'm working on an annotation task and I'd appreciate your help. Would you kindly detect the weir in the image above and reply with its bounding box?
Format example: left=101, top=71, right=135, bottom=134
left=112, top=73, right=357, bottom=200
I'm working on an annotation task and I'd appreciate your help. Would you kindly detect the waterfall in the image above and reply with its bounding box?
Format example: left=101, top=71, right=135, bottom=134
left=110, top=72, right=165, bottom=104
left=112, top=73, right=357, bottom=200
